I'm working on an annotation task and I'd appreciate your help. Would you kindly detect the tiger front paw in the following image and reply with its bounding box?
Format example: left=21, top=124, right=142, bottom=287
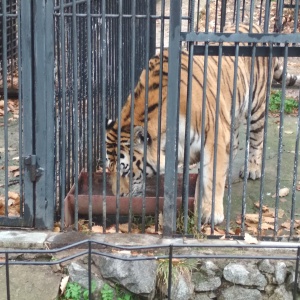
left=110, top=174, right=130, bottom=196
left=201, top=204, right=224, bottom=225
left=239, top=161, right=262, bottom=180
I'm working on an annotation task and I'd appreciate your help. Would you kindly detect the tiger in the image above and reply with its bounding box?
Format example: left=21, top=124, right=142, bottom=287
left=105, top=23, right=300, bottom=225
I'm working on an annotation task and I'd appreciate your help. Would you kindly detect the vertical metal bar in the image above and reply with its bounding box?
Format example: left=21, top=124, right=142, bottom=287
left=211, top=43, right=223, bottom=233
left=259, top=0, right=263, bottom=25
left=220, top=0, right=227, bottom=31
left=225, top=3, right=241, bottom=234
left=163, top=0, right=181, bottom=236
left=59, top=0, right=66, bottom=230
left=128, top=0, right=136, bottom=233
left=196, top=0, right=201, bottom=32
left=88, top=241, right=92, bottom=300
left=196, top=0, right=210, bottom=231
left=264, top=0, right=271, bottom=32
left=293, top=0, right=299, bottom=33
left=33, top=0, right=55, bottom=228
left=5, top=252, right=10, bottom=300
left=101, top=0, right=107, bottom=233
left=241, top=0, right=246, bottom=22
left=183, top=46, right=194, bottom=234
left=197, top=41, right=208, bottom=231
left=182, top=0, right=195, bottom=234
left=20, top=0, right=34, bottom=226
left=274, top=44, right=289, bottom=238
left=2, top=0, right=9, bottom=215
left=167, top=244, right=173, bottom=299
left=17, top=0, right=23, bottom=218
left=258, top=45, right=273, bottom=238
left=241, top=45, right=256, bottom=235
left=249, top=0, right=255, bottom=30
left=72, top=0, right=79, bottom=231
left=197, top=0, right=211, bottom=231
left=87, top=0, right=93, bottom=229
left=116, top=0, right=124, bottom=232
left=141, top=0, right=151, bottom=233
left=275, top=0, right=284, bottom=32
left=215, top=0, right=219, bottom=31
left=290, top=89, right=300, bottom=238
left=293, top=247, right=300, bottom=298
left=155, top=0, right=166, bottom=232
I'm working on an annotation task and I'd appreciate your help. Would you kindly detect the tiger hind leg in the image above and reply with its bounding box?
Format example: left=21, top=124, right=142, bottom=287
left=239, top=101, right=265, bottom=180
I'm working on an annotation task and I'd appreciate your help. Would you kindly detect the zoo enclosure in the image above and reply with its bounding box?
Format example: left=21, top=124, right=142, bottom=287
left=0, top=0, right=300, bottom=240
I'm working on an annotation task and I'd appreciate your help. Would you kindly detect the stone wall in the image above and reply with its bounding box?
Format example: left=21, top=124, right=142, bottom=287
left=67, top=254, right=299, bottom=299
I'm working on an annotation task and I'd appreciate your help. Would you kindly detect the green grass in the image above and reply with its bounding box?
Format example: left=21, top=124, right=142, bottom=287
left=156, top=258, right=198, bottom=294
left=269, top=91, right=298, bottom=114
left=59, top=281, right=134, bottom=300
left=60, top=281, right=96, bottom=300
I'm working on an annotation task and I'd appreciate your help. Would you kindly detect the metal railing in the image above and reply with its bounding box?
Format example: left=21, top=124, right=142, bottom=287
left=0, top=240, right=300, bottom=299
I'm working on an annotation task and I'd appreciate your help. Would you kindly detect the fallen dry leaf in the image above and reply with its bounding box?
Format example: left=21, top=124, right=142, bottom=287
left=8, top=191, right=19, bottom=201
left=244, top=232, right=258, bottom=244
left=272, top=187, right=289, bottom=198
left=254, top=202, right=269, bottom=213
left=106, top=226, right=117, bottom=233
left=8, top=166, right=19, bottom=172
left=281, top=221, right=291, bottom=229
left=53, top=226, right=60, bottom=232
left=60, top=276, right=69, bottom=295
left=92, top=225, right=103, bottom=233
left=264, top=208, right=285, bottom=219
left=118, top=223, right=129, bottom=233
left=235, top=227, right=241, bottom=235
left=145, top=226, right=156, bottom=234
left=159, top=212, right=163, bottom=229
left=7, top=199, right=15, bottom=206
left=284, top=130, right=293, bottom=135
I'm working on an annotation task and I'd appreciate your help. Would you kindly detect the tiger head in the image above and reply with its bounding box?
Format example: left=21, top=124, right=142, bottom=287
left=105, top=119, right=157, bottom=197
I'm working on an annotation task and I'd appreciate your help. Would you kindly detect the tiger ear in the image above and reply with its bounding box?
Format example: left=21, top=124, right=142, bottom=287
left=106, top=118, right=115, bottom=130
left=133, top=126, right=152, bottom=146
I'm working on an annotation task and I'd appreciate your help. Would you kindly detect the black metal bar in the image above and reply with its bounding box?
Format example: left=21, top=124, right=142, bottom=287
left=211, top=43, right=223, bottom=233
left=88, top=240, right=92, bottom=300
left=141, top=0, right=151, bottom=233
left=5, top=252, right=10, bottom=300
left=220, top=0, right=227, bottom=31
left=181, top=32, right=300, bottom=44
left=197, top=42, right=208, bottom=231
left=258, top=45, right=274, bottom=239
left=182, top=45, right=194, bottom=234
left=225, top=45, right=240, bottom=234
left=72, top=0, right=79, bottom=231
left=87, top=0, right=93, bottom=230
left=116, top=0, right=124, bottom=232
left=274, top=45, right=289, bottom=239
left=101, top=0, right=107, bottom=233
left=2, top=0, right=9, bottom=216
left=293, top=247, right=300, bottom=298
left=167, top=244, right=173, bottom=299
left=59, top=0, right=66, bottom=230
left=155, top=0, right=166, bottom=232
left=290, top=89, right=300, bottom=237
left=163, top=0, right=182, bottom=236
left=127, top=0, right=136, bottom=233
left=193, top=45, right=300, bottom=57
left=241, top=45, right=257, bottom=234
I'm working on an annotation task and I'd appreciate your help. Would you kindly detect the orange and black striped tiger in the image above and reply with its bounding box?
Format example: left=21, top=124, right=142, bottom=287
left=105, top=23, right=300, bottom=224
